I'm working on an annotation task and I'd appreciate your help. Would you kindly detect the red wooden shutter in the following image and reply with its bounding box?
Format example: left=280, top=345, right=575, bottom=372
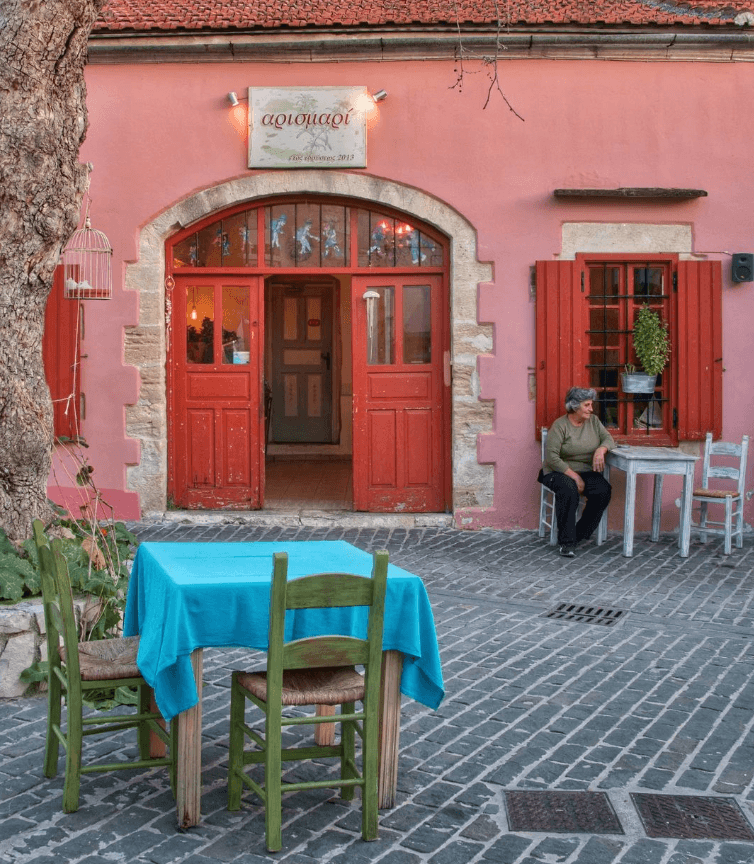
left=676, top=260, right=722, bottom=440
left=43, top=266, right=81, bottom=439
left=535, top=260, right=589, bottom=437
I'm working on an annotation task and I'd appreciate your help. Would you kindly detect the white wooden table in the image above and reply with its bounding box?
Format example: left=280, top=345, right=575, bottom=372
left=604, top=446, right=698, bottom=557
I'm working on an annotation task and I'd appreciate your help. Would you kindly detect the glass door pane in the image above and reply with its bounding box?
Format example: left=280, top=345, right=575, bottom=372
left=221, top=285, right=250, bottom=364
left=365, top=286, right=394, bottom=365
left=186, top=284, right=215, bottom=364
left=403, top=284, right=431, bottom=364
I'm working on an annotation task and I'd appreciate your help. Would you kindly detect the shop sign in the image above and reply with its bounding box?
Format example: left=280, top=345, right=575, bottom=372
left=248, top=86, right=368, bottom=169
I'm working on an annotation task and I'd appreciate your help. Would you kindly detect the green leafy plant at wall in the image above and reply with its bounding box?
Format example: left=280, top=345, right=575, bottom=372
left=6, top=514, right=138, bottom=705
left=1, top=436, right=140, bottom=705
left=0, top=513, right=136, bottom=629
left=628, top=304, right=671, bottom=376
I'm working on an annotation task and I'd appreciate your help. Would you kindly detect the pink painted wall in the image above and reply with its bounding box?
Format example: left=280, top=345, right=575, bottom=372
left=57, top=56, right=754, bottom=530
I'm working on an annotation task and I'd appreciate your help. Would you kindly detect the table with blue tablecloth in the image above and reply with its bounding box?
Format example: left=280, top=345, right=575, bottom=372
left=124, top=541, right=444, bottom=826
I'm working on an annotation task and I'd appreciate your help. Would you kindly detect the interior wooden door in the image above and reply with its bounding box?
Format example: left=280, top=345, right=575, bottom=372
left=351, top=274, right=449, bottom=512
left=270, top=280, right=333, bottom=443
left=170, top=276, right=264, bottom=509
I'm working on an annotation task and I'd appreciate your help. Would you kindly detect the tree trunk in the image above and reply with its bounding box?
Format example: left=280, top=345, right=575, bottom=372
left=0, top=0, right=105, bottom=540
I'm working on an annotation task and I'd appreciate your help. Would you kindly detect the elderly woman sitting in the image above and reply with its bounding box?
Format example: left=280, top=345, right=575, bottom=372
left=538, top=387, right=616, bottom=557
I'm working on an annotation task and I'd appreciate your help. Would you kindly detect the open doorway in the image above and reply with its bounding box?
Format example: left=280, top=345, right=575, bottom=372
left=264, top=275, right=354, bottom=509
left=165, top=196, right=451, bottom=514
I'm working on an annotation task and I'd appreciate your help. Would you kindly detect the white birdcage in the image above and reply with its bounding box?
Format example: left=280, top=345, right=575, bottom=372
left=61, top=209, right=113, bottom=300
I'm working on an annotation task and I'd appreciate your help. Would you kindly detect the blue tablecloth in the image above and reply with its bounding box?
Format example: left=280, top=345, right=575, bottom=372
left=124, top=541, right=444, bottom=722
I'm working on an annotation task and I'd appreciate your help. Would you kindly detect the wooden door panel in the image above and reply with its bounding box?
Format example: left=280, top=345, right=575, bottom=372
left=368, top=411, right=398, bottom=487
left=187, top=410, right=215, bottom=488
left=222, top=409, right=252, bottom=486
left=368, top=372, right=431, bottom=399
left=352, top=275, right=448, bottom=512
left=405, top=410, right=432, bottom=486
left=169, top=276, right=263, bottom=509
left=188, top=373, right=250, bottom=400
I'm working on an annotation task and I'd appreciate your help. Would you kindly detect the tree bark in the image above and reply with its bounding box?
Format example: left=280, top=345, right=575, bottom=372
left=0, top=0, right=105, bottom=540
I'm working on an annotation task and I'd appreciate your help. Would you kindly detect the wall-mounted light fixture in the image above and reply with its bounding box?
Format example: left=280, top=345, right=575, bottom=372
left=371, top=89, right=388, bottom=103
left=228, top=92, right=240, bottom=106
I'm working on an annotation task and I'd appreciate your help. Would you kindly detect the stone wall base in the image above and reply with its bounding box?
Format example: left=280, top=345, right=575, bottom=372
left=0, top=598, right=89, bottom=698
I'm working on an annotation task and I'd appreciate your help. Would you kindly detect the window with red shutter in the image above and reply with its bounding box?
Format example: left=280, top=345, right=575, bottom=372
left=42, top=266, right=81, bottom=440
left=535, top=256, right=722, bottom=444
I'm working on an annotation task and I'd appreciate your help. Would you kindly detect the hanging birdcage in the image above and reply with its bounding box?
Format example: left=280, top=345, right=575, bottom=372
left=61, top=208, right=113, bottom=300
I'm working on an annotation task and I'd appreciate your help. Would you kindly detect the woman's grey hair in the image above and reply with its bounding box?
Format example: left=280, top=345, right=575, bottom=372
left=565, top=387, right=597, bottom=413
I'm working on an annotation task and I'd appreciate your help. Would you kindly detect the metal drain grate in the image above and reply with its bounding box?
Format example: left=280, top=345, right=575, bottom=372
left=542, top=603, right=627, bottom=626
left=505, top=791, right=624, bottom=834
left=632, top=794, right=754, bottom=841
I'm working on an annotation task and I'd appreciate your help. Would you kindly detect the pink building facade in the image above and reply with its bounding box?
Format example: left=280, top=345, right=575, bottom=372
left=50, top=3, right=754, bottom=533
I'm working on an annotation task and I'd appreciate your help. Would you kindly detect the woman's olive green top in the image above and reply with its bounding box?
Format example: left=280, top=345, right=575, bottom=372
left=542, top=414, right=616, bottom=474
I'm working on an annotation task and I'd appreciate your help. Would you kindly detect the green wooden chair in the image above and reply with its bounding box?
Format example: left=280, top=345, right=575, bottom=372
left=33, top=520, right=176, bottom=813
left=227, top=550, right=389, bottom=852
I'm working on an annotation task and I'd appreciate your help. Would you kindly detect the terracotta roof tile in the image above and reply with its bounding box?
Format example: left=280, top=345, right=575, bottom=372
left=95, top=1, right=754, bottom=32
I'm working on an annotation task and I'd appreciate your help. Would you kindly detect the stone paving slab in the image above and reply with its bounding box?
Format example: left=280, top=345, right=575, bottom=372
left=2, top=525, right=754, bottom=864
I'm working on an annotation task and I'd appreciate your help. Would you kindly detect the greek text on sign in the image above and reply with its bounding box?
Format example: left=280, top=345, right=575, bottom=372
left=248, top=86, right=368, bottom=169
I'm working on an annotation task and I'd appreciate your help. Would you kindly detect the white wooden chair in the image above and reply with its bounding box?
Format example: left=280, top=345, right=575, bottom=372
left=691, top=432, right=749, bottom=555
left=538, top=427, right=607, bottom=546
left=539, top=428, right=558, bottom=545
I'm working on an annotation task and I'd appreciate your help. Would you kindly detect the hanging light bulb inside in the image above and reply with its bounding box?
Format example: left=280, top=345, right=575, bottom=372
left=190, top=286, right=198, bottom=320
left=191, top=305, right=198, bottom=321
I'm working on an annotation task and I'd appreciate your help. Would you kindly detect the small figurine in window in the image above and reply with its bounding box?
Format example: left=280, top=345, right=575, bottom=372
left=322, top=221, right=342, bottom=258
left=368, top=222, right=388, bottom=257
left=270, top=213, right=287, bottom=249
left=296, top=219, right=319, bottom=256
left=407, top=229, right=427, bottom=265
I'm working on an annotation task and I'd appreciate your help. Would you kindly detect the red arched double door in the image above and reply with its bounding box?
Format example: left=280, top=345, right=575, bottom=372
left=166, top=198, right=450, bottom=513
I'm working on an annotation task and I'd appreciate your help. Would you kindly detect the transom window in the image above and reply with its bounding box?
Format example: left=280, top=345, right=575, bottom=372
left=171, top=201, right=444, bottom=270
left=586, top=260, right=672, bottom=436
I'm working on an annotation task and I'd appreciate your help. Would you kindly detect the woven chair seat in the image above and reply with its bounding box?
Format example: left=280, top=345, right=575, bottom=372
left=693, top=488, right=735, bottom=499
left=237, top=666, right=365, bottom=706
left=62, top=634, right=141, bottom=681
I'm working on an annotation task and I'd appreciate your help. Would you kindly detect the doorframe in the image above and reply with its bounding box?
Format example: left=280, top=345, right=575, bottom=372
left=124, top=172, right=494, bottom=517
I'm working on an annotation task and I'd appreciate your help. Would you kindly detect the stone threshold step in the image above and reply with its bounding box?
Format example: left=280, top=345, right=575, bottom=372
left=154, top=510, right=455, bottom=529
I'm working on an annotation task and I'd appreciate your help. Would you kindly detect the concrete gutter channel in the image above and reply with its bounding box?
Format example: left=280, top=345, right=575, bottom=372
left=2, top=520, right=754, bottom=863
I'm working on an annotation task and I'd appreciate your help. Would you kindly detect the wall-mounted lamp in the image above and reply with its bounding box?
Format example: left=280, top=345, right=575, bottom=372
left=371, top=89, right=388, bottom=103
left=228, top=92, right=240, bottom=106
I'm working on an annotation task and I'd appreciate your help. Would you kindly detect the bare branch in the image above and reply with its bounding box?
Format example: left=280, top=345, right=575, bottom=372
left=450, top=0, right=524, bottom=120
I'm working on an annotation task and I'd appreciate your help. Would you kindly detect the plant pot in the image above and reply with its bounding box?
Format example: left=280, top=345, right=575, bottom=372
left=621, top=372, right=657, bottom=394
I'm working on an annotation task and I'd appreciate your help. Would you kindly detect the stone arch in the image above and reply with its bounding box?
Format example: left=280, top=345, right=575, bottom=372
left=124, top=171, right=493, bottom=516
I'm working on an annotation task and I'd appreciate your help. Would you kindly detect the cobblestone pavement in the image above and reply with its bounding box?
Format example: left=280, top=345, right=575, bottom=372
left=3, top=523, right=754, bottom=864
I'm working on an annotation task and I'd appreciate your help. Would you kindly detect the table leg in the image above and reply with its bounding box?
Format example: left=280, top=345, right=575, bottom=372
left=314, top=705, right=337, bottom=745
left=596, top=462, right=610, bottom=546
left=378, top=650, right=402, bottom=809
left=679, top=465, right=694, bottom=557
left=651, top=474, right=664, bottom=542
left=176, top=648, right=203, bottom=829
left=622, top=466, right=637, bottom=557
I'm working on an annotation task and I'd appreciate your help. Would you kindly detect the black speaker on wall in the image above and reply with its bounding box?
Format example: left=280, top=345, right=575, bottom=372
left=731, top=253, right=754, bottom=283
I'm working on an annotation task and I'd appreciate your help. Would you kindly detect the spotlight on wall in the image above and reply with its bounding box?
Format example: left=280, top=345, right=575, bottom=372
left=228, top=92, right=240, bottom=107
left=371, top=89, right=388, bottom=103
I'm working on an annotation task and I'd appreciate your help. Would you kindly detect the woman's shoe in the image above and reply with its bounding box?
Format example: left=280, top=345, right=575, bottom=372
left=559, top=546, right=576, bottom=558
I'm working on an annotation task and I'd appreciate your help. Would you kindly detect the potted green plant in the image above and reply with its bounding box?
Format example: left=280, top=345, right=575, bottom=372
left=621, top=304, right=671, bottom=394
